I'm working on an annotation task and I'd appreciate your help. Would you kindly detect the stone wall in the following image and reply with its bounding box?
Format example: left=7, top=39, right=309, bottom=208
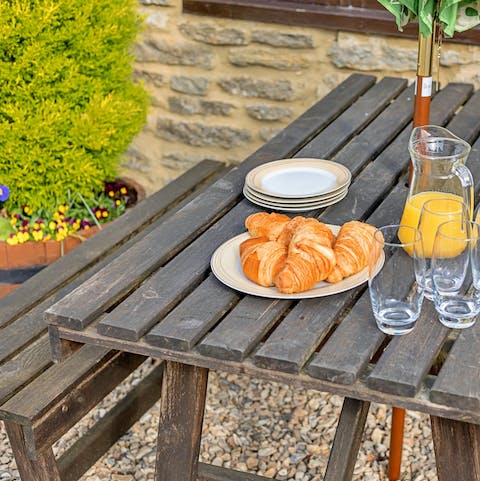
left=123, top=0, right=480, bottom=194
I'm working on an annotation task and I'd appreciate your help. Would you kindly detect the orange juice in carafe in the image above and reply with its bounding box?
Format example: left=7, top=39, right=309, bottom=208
left=401, top=126, right=474, bottom=256
left=399, top=191, right=466, bottom=256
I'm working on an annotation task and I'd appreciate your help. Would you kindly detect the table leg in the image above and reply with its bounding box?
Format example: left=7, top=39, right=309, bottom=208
left=155, top=360, right=208, bottom=481
left=324, top=397, right=370, bottom=481
left=431, top=415, right=480, bottom=481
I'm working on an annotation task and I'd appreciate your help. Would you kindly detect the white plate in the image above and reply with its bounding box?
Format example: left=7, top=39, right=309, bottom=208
left=210, top=230, right=385, bottom=299
left=243, top=183, right=350, bottom=204
left=244, top=185, right=348, bottom=207
left=246, top=158, right=351, bottom=198
left=243, top=187, right=348, bottom=212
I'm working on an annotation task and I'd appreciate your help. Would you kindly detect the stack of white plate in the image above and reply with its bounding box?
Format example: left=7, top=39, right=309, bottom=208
left=243, top=158, right=351, bottom=212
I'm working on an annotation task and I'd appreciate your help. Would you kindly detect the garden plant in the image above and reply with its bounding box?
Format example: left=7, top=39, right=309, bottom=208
left=0, top=0, right=149, bottom=244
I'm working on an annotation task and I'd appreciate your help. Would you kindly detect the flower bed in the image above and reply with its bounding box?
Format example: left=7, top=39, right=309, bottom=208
left=0, top=178, right=144, bottom=270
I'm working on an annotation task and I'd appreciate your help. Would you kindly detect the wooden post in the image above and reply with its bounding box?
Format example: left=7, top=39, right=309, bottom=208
left=4, top=421, right=61, bottom=481
left=431, top=416, right=480, bottom=481
left=155, top=361, right=208, bottom=481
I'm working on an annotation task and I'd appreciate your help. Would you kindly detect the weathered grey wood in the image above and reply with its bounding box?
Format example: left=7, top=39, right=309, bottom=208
left=155, top=361, right=208, bottom=481
left=321, top=81, right=473, bottom=226
left=57, top=362, right=163, bottom=481
left=332, top=82, right=415, bottom=177
left=54, top=321, right=480, bottom=425
left=4, top=421, right=61, bottom=481
left=107, top=81, right=473, bottom=349
left=48, top=325, right=83, bottom=362
left=296, top=76, right=407, bottom=159
left=0, top=337, right=52, bottom=406
left=197, top=463, right=278, bottom=481
left=95, top=202, right=258, bottom=341
left=0, top=160, right=229, bottom=365
left=45, top=74, right=377, bottom=332
left=430, top=320, right=480, bottom=411
left=0, top=159, right=226, bottom=328
left=259, top=73, right=376, bottom=157
left=323, top=397, right=370, bottom=481
left=431, top=415, right=480, bottom=481
left=306, top=293, right=384, bottom=384
left=0, top=344, right=143, bottom=433
left=253, top=290, right=360, bottom=373
left=197, top=297, right=290, bottom=361
left=443, top=86, right=480, bottom=144
left=367, top=302, right=450, bottom=397
left=145, top=276, right=240, bottom=351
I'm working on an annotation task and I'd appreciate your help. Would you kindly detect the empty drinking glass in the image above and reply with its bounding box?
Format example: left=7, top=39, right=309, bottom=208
left=417, top=197, right=468, bottom=300
left=431, top=220, right=480, bottom=329
left=368, top=225, right=426, bottom=335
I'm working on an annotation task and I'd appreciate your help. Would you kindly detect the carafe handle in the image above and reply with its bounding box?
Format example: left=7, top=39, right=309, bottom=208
left=454, top=164, right=474, bottom=219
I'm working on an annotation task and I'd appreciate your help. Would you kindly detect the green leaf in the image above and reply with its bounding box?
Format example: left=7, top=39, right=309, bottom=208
left=0, top=217, right=14, bottom=241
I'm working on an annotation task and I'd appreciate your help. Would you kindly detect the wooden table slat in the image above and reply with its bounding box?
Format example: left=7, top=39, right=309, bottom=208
left=446, top=89, right=480, bottom=143
left=430, top=320, right=480, bottom=411
left=306, top=292, right=383, bottom=384
left=197, top=297, right=290, bottom=361
left=366, top=302, right=450, bottom=397
left=95, top=202, right=257, bottom=341
left=0, top=337, right=52, bottom=407
left=253, top=289, right=361, bottom=374
left=145, top=276, right=240, bottom=351
left=332, top=82, right=415, bottom=177
left=296, top=76, right=408, bottom=159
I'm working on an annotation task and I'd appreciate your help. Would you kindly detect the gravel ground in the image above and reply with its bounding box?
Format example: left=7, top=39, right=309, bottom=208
left=0, top=361, right=438, bottom=481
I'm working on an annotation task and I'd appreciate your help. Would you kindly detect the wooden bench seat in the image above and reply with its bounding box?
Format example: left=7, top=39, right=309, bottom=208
left=0, top=160, right=227, bottom=481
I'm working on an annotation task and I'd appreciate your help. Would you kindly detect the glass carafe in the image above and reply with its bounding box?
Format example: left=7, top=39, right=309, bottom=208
left=400, top=125, right=473, bottom=236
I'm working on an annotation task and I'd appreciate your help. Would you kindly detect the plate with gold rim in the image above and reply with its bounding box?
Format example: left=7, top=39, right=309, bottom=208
left=246, top=158, right=351, bottom=199
left=243, top=186, right=348, bottom=211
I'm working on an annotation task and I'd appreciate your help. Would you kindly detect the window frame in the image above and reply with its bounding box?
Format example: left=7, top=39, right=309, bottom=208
left=183, top=0, right=480, bottom=45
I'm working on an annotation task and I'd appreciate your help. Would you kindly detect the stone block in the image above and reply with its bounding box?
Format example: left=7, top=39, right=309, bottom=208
left=179, top=22, right=248, bottom=45
left=199, top=100, right=236, bottom=116
left=162, top=152, right=220, bottom=170
left=228, top=47, right=309, bottom=71
left=259, top=127, right=281, bottom=142
left=157, top=118, right=251, bottom=148
left=168, top=97, right=236, bottom=116
left=328, top=33, right=416, bottom=71
left=218, top=76, right=295, bottom=101
left=170, top=76, right=209, bottom=96
left=136, top=38, right=214, bottom=69
left=133, top=69, right=164, bottom=88
left=168, top=96, right=199, bottom=115
left=251, top=30, right=314, bottom=49
left=246, top=103, right=292, bottom=121
left=142, top=10, right=169, bottom=30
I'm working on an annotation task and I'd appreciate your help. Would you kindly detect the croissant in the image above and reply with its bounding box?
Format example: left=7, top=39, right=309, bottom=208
left=326, top=220, right=377, bottom=283
left=274, top=218, right=336, bottom=294
left=240, top=236, right=288, bottom=287
left=245, top=212, right=291, bottom=241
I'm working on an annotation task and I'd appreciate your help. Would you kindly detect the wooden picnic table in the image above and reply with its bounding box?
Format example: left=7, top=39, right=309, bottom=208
left=45, top=73, right=480, bottom=481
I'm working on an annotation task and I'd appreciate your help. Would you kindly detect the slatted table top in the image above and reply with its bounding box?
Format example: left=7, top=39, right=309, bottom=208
left=45, top=74, right=480, bottom=426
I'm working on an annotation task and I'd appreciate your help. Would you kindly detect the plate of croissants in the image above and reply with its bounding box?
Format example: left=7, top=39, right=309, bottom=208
left=210, top=212, right=385, bottom=299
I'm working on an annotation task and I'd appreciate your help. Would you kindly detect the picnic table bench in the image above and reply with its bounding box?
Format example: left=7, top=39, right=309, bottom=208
left=44, top=73, right=480, bottom=481
left=0, top=159, right=227, bottom=481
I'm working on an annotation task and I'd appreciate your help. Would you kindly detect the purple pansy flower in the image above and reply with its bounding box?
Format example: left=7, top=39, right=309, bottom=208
left=0, top=185, right=9, bottom=202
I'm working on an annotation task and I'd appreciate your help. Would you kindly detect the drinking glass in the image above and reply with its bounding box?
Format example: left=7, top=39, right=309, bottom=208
left=431, top=220, right=480, bottom=329
left=368, top=225, right=426, bottom=335
left=417, top=197, right=468, bottom=300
